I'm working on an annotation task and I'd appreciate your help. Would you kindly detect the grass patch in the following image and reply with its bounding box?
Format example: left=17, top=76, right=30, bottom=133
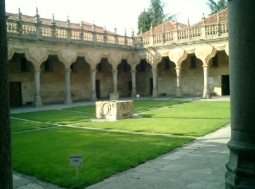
left=75, top=118, right=229, bottom=136
left=62, top=105, right=95, bottom=114
left=11, top=110, right=94, bottom=125
left=141, top=105, right=230, bottom=119
left=11, top=118, right=55, bottom=133
left=133, top=99, right=187, bottom=113
left=12, top=127, right=193, bottom=188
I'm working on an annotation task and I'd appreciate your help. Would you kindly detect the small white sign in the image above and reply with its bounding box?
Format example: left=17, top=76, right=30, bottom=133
left=209, top=77, right=214, bottom=84
left=69, top=154, right=83, bottom=167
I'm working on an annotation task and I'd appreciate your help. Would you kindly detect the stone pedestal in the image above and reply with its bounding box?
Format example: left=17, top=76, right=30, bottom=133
left=96, top=100, right=134, bottom=120
left=109, top=93, right=119, bottom=100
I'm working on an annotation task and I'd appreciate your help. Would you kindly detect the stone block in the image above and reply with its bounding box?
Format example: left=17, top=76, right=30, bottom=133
left=96, top=100, right=134, bottom=120
left=109, top=92, right=119, bottom=100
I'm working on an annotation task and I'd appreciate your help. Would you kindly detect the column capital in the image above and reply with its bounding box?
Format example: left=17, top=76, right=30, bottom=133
left=65, top=68, right=72, bottom=72
left=112, top=69, right=118, bottom=74
left=33, top=69, right=41, bottom=72
left=90, top=69, right=97, bottom=73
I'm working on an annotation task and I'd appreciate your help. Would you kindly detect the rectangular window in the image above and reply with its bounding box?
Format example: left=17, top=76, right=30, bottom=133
left=190, top=56, right=196, bottom=68
left=44, top=58, right=50, bottom=71
left=21, top=57, right=27, bottom=71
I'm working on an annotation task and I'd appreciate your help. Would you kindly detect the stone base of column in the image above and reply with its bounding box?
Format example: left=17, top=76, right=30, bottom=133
left=131, top=90, right=137, bottom=98
left=64, top=94, right=73, bottom=105
left=225, top=141, right=255, bottom=189
left=34, top=96, right=43, bottom=107
left=152, top=89, right=158, bottom=98
left=176, top=87, right=182, bottom=97
left=110, top=93, right=119, bottom=100
left=90, top=92, right=97, bottom=101
left=202, top=87, right=211, bottom=99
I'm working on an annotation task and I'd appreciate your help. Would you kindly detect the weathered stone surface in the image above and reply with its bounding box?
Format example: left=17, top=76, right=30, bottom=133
left=96, top=100, right=134, bottom=120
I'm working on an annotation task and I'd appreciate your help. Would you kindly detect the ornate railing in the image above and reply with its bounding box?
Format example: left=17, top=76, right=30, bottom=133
left=6, top=16, right=228, bottom=48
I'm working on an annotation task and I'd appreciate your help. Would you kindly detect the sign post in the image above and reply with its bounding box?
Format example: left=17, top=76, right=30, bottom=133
left=69, top=154, right=83, bottom=179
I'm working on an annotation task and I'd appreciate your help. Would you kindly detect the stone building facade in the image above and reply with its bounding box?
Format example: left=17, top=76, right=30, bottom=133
left=7, top=8, right=229, bottom=107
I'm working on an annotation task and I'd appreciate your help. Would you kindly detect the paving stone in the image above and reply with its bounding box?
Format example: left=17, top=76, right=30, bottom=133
left=13, top=178, right=31, bottom=188
left=17, top=183, right=44, bottom=189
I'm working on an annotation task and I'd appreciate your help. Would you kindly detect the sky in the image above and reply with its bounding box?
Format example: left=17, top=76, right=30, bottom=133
left=5, top=0, right=210, bottom=36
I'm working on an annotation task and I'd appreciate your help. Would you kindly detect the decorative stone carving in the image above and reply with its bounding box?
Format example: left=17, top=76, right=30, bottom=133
left=145, top=50, right=162, bottom=68
left=195, top=44, right=217, bottom=66
left=26, top=47, right=48, bottom=67
left=96, top=100, right=134, bottom=120
left=127, top=51, right=141, bottom=70
left=168, top=48, right=188, bottom=68
left=58, top=49, right=77, bottom=68
left=108, top=52, right=122, bottom=66
left=85, top=51, right=102, bottom=70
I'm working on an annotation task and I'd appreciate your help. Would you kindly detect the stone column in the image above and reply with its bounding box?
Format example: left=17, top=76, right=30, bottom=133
left=33, top=69, right=43, bottom=107
left=131, top=70, right=137, bottom=97
left=202, top=65, right=210, bottom=99
left=151, top=69, right=158, bottom=97
left=175, top=67, right=182, bottom=97
left=109, top=70, right=119, bottom=100
left=112, top=70, right=118, bottom=93
left=225, top=1, right=255, bottom=188
left=64, top=68, right=73, bottom=104
left=90, top=69, right=97, bottom=101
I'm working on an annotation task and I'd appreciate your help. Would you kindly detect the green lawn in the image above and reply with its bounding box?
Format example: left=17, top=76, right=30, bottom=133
left=11, top=118, right=55, bottom=133
left=75, top=117, right=229, bottom=136
left=11, top=99, right=230, bottom=188
left=133, top=99, right=188, bottom=113
left=12, top=127, right=193, bottom=188
left=11, top=110, right=94, bottom=125
left=62, top=105, right=95, bottom=114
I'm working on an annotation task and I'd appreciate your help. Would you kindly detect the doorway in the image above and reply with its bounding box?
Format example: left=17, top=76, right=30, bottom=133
left=150, top=78, right=153, bottom=95
left=96, top=80, right=100, bottom=99
left=128, top=81, right=132, bottom=96
left=222, top=75, right=230, bottom=95
left=9, top=82, right=22, bottom=106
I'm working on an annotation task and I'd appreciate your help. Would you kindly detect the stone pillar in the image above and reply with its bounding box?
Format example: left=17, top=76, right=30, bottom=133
left=175, top=67, right=182, bottom=97
left=90, top=69, right=97, bottom=101
left=64, top=69, right=73, bottom=104
left=33, top=69, right=43, bottom=107
left=225, top=1, right=255, bottom=188
left=151, top=69, right=158, bottom=97
left=112, top=70, right=118, bottom=93
left=202, top=65, right=210, bottom=99
left=131, top=70, right=137, bottom=97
